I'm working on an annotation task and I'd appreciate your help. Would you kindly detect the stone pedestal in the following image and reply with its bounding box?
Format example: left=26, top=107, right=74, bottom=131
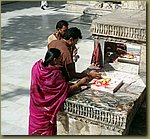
left=57, top=69, right=146, bottom=135
left=58, top=2, right=146, bottom=135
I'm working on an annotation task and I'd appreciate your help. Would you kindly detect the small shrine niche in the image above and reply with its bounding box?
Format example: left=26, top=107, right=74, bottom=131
left=104, top=41, right=127, bottom=63
left=90, top=8, right=146, bottom=74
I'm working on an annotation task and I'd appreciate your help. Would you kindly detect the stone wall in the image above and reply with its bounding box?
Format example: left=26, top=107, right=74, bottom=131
left=139, top=43, right=146, bottom=74
left=122, top=1, right=146, bottom=10
left=57, top=111, right=122, bottom=135
left=66, top=1, right=146, bottom=13
left=65, top=1, right=99, bottom=13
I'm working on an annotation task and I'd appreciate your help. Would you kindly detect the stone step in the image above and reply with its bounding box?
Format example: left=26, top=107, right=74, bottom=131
left=65, top=1, right=99, bottom=13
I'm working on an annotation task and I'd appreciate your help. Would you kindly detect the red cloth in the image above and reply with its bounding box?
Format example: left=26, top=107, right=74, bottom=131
left=28, top=59, right=69, bottom=135
left=91, top=39, right=103, bottom=68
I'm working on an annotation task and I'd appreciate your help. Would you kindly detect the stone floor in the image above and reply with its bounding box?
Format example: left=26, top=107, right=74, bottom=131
left=1, top=1, right=147, bottom=136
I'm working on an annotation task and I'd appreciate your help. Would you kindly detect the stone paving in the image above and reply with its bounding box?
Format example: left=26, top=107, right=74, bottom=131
left=1, top=1, right=95, bottom=135
left=1, top=1, right=147, bottom=135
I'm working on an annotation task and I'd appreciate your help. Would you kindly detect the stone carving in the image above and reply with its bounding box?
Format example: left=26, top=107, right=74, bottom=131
left=90, top=9, right=146, bottom=43
left=61, top=87, right=138, bottom=133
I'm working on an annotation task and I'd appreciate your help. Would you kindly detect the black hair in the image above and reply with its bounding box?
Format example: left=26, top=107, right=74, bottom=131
left=43, top=48, right=61, bottom=67
left=56, top=20, right=69, bottom=29
left=63, top=27, right=82, bottom=40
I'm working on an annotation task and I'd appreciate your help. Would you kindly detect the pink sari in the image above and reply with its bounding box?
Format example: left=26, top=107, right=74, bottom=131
left=28, top=59, right=69, bottom=135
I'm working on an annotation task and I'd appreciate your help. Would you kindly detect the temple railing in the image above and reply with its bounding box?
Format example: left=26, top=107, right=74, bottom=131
left=91, top=24, right=146, bottom=42
left=90, top=9, right=146, bottom=43
left=63, top=99, right=127, bottom=133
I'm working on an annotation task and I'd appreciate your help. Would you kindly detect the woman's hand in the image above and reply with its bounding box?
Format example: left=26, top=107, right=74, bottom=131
left=77, top=76, right=89, bottom=85
left=69, top=77, right=90, bottom=92
left=87, top=70, right=102, bottom=79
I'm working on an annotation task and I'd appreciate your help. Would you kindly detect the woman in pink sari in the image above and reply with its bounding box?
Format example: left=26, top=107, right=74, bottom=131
left=28, top=48, right=90, bottom=135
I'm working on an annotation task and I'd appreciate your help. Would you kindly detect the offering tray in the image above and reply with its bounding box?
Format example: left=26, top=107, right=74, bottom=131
left=90, top=76, right=123, bottom=94
left=117, top=52, right=140, bottom=65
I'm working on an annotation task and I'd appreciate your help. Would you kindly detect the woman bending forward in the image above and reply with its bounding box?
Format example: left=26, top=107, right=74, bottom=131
left=28, top=48, right=90, bottom=135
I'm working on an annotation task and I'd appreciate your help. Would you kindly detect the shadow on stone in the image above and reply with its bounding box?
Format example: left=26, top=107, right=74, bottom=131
left=1, top=1, right=39, bottom=13
left=129, top=96, right=147, bottom=135
left=1, top=13, right=83, bottom=51
left=1, top=88, right=29, bottom=101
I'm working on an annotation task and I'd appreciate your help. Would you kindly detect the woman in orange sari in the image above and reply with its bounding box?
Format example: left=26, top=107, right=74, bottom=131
left=28, top=48, right=90, bottom=135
